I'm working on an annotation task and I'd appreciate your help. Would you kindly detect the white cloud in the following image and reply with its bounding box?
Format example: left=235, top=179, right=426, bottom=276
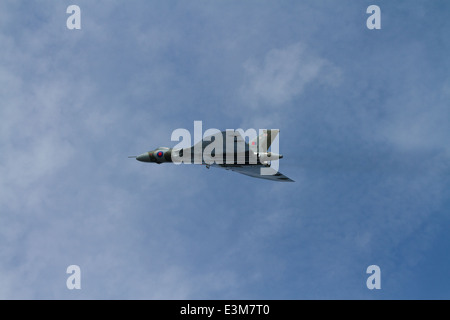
left=1, top=1, right=449, bottom=300
left=241, top=43, right=341, bottom=108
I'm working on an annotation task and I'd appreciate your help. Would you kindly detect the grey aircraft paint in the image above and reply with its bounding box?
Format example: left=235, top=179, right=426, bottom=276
left=134, top=130, right=293, bottom=182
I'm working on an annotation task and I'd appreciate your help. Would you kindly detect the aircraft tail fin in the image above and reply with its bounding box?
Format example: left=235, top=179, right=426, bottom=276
left=249, top=129, right=279, bottom=153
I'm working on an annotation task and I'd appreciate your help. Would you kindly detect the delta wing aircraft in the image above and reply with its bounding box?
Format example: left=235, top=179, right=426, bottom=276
left=131, top=129, right=294, bottom=182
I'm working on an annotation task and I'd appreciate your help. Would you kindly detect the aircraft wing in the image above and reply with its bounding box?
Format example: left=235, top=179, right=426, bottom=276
left=190, top=129, right=279, bottom=161
left=215, top=164, right=294, bottom=182
left=188, top=130, right=253, bottom=163
left=191, top=130, right=248, bottom=151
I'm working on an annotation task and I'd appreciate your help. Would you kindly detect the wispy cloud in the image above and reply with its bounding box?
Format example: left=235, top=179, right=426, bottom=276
left=1, top=1, right=449, bottom=300
left=241, top=43, right=341, bottom=108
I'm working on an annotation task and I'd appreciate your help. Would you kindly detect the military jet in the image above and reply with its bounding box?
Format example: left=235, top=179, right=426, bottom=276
left=131, top=129, right=294, bottom=182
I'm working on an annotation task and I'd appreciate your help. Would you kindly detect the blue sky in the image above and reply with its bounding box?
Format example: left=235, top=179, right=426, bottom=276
left=1, top=1, right=449, bottom=299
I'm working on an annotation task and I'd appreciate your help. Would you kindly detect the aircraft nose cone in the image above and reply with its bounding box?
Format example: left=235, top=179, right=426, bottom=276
left=136, top=152, right=150, bottom=162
